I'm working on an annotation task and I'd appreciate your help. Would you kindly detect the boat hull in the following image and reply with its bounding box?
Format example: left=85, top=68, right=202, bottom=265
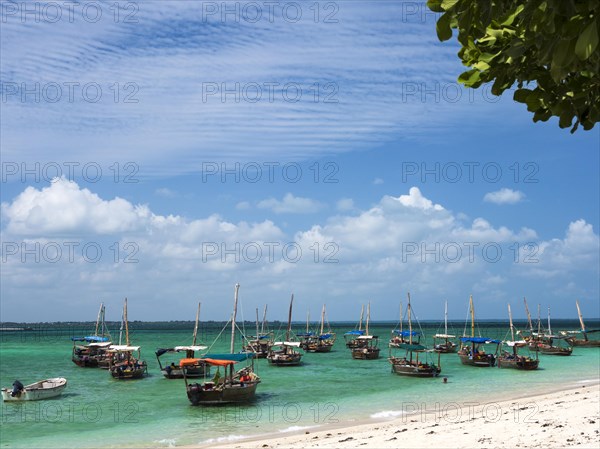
left=2, top=378, right=67, bottom=401
left=267, top=353, right=303, bottom=366
left=497, top=357, right=539, bottom=370
left=351, top=348, right=380, bottom=360
left=110, top=363, right=147, bottom=380
left=389, top=359, right=441, bottom=377
left=434, top=342, right=457, bottom=353
left=161, top=365, right=209, bottom=379
left=458, top=352, right=496, bottom=367
left=186, top=381, right=259, bottom=405
left=566, top=338, right=600, bottom=347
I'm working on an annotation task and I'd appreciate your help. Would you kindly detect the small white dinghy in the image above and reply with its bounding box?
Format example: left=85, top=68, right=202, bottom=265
left=1, top=378, right=67, bottom=401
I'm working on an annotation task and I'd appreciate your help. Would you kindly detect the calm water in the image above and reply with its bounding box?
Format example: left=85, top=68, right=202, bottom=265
left=1, top=320, right=599, bottom=448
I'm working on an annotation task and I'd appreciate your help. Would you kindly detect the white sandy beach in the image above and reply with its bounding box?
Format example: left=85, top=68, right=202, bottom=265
left=195, top=380, right=600, bottom=449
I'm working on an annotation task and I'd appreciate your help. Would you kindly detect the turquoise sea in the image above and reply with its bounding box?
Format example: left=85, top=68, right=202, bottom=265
left=1, top=320, right=599, bottom=448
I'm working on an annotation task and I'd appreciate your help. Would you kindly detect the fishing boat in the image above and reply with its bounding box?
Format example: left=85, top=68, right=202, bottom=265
left=108, top=298, right=148, bottom=380
left=389, top=300, right=420, bottom=348
left=344, top=304, right=366, bottom=349
left=184, top=283, right=261, bottom=405
left=71, top=303, right=112, bottom=368
left=242, top=305, right=274, bottom=358
left=433, top=300, right=457, bottom=353
left=457, top=295, right=500, bottom=367
left=298, top=305, right=336, bottom=353
left=561, top=300, right=600, bottom=347
left=2, top=378, right=67, bottom=401
left=497, top=304, right=539, bottom=370
left=531, top=306, right=573, bottom=356
left=267, top=294, right=303, bottom=366
left=351, top=302, right=380, bottom=360
left=389, top=293, right=441, bottom=377
left=156, top=302, right=209, bottom=379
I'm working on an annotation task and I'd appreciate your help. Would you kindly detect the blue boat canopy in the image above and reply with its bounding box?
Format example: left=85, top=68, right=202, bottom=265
left=318, top=333, right=333, bottom=340
left=204, top=352, right=255, bottom=361
left=460, top=337, right=501, bottom=344
left=393, top=330, right=420, bottom=336
left=296, top=332, right=315, bottom=337
left=345, top=330, right=365, bottom=336
left=71, top=335, right=110, bottom=342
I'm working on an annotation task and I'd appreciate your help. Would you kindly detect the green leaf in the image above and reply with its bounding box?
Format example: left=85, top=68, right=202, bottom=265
left=458, top=69, right=481, bottom=86
left=513, top=88, right=533, bottom=103
left=552, top=38, right=576, bottom=68
left=441, top=0, right=459, bottom=10
left=575, top=19, right=599, bottom=61
left=436, top=12, right=453, bottom=41
left=426, top=0, right=444, bottom=13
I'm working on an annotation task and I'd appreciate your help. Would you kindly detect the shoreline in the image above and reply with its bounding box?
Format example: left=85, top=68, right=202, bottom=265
left=189, top=378, right=600, bottom=449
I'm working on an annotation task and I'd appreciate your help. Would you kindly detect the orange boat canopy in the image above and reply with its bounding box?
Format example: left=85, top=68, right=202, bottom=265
left=179, top=358, right=238, bottom=367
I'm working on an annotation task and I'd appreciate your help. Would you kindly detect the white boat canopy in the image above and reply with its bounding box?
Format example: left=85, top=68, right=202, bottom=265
left=273, top=341, right=301, bottom=347
left=108, top=345, right=140, bottom=352
left=357, top=335, right=377, bottom=340
left=433, top=334, right=456, bottom=338
left=504, top=340, right=528, bottom=347
left=88, top=342, right=112, bottom=348
left=174, top=345, right=207, bottom=352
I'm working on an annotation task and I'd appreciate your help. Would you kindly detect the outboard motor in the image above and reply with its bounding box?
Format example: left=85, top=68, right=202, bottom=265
left=11, top=380, right=24, bottom=397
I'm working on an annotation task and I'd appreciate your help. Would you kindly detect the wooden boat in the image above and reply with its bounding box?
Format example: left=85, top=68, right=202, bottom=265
left=71, top=303, right=112, bottom=368
left=457, top=295, right=500, bottom=367
left=267, top=294, right=303, bottom=366
left=433, top=300, right=457, bottom=353
left=497, top=304, right=539, bottom=370
left=108, top=298, right=148, bottom=380
left=389, top=300, right=420, bottom=348
left=156, top=302, right=209, bottom=379
left=242, top=305, right=274, bottom=358
left=389, top=293, right=441, bottom=377
left=351, top=302, right=380, bottom=360
left=530, top=306, right=573, bottom=356
left=184, top=283, right=261, bottom=405
left=298, top=305, right=336, bottom=353
left=344, top=305, right=366, bottom=349
left=2, top=378, right=67, bottom=401
left=561, top=300, right=600, bottom=347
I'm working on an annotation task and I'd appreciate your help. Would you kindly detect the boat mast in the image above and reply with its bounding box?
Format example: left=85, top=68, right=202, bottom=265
left=576, top=300, right=588, bottom=340
left=508, top=303, right=515, bottom=341
left=469, top=295, right=475, bottom=338
left=366, top=301, right=371, bottom=336
left=320, top=304, right=325, bottom=335
left=192, top=302, right=201, bottom=346
left=407, top=293, right=412, bottom=345
left=118, top=305, right=124, bottom=345
left=261, top=304, right=268, bottom=335
left=547, top=306, right=552, bottom=335
left=537, top=304, right=541, bottom=336
left=124, top=298, right=130, bottom=346
left=286, top=294, right=294, bottom=342
left=306, top=309, right=310, bottom=334
left=255, top=308, right=260, bottom=342
left=399, top=300, right=403, bottom=336
left=230, top=284, right=240, bottom=354
left=95, top=303, right=103, bottom=336
left=524, top=297, right=533, bottom=332
left=358, top=304, right=364, bottom=331
left=444, top=300, right=448, bottom=335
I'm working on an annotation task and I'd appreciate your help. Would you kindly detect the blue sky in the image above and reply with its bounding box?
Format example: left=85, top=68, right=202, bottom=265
left=1, top=1, right=599, bottom=322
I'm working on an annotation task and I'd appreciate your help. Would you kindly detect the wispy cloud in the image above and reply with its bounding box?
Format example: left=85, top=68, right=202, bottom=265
left=484, top=188, right=525, bottom=205
left=1, top=2, right=494, bottom=176
left=257, top=193, right=324, bottom=214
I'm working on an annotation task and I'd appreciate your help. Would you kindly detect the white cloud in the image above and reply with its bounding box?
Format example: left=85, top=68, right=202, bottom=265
left=336, top=198, right=355, bottom=212
left=373, top=178, right=384, bottom=185
left=484, top=188, right=525, bottom=205
left=1, top=177, right=150, bottom=235
left=236, top=201, right=251, bottom=210
left=155, top=188, right=177, bottom=198
left=257, top=193, right=324, bottom=214
left=1, top=182, right=597, bottom=321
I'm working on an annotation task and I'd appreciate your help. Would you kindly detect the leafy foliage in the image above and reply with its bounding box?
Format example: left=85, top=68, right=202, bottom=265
left=427, top=0, right=600, bottom=132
